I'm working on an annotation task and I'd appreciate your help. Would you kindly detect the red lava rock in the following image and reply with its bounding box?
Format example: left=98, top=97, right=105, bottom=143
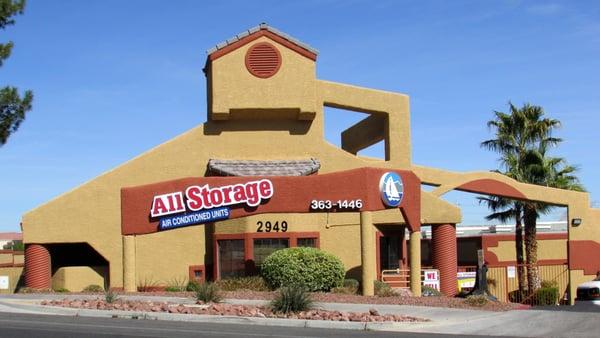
left=41, top=297, right=430, bottom=323
left=369, top=308, right=380, bottom=316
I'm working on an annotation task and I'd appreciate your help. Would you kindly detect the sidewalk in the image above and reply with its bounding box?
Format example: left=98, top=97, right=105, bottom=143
left=1, top=294, right=599, bottom=337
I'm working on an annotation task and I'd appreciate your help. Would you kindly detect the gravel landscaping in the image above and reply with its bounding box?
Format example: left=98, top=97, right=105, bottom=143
left=220, top=291, right=522, bottom=311
left=30, top=289, right=524, bottom=312
left=41, top=298, right=428, bottom=323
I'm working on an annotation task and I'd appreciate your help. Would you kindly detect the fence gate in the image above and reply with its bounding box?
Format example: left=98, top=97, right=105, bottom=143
left=486, top=264, right=569, bottom=305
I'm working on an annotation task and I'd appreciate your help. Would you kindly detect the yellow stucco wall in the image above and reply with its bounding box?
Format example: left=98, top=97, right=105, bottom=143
left=210, top=36, right=316, bottom=120
left=52, top=266, right=107, bottom=292
left=489, top=237, right=568, bottom=262
left=0, top=267, right=23, bottom=294
left=135, top=225, right=208, bottom=288
left=0, top=253, right=12, bottom=265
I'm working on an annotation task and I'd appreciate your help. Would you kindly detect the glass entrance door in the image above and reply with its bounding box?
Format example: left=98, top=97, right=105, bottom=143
left=379, top=235, right=401, bottom=270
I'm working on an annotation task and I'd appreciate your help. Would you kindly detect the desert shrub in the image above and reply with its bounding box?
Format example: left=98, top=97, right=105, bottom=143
left=508, top=289, right=528, bottom=303
left=164, top=276, right=188, bottom=292
left=331, top=278, right=360, bottom=294
left=17, top=287, right=35, bottom=293
left=465, top=295, right=488, bottom=306
left=343, top=279, right=359, bottom=294
left=374, top=280, right=397, bottom=297
left=186, top=280, right=201, bottom=292
left=331, top=286, right=351, bottom=294
left=137, top=275, right=159, bottom=292
left=270, top=286, right=313, bottom=313
left=422, top=286, right=442, bottom=297
left=105, top=289, right=119, bottom=303
left=534, top=286, right=559, bottom=306
left=215, top=276, right=269, bottom=291
left=261, top=247, right=344, bottom=292
left=195, top=282, right=222, bottom=303
left=53, top=287, right=69, bottom=293
left=82, top=284, right=104, bottom=293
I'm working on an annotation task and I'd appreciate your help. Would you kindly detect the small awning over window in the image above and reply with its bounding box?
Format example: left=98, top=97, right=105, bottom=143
left=207, top=158, right=320, bottom=177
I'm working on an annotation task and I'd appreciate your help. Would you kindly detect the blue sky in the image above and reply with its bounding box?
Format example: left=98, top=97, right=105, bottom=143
left=1, top=0, right=599, bottom=231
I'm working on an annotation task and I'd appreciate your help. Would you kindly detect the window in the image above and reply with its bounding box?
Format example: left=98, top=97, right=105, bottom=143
left=253, top=238, right=289, bottom=267
left=189, top=265, right=205, bottom=283
left=297, top=238, right=317, bottom=248
left=218, top=239, right=245, bottom=278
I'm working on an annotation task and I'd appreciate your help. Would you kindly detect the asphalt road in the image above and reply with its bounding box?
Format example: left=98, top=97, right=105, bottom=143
left=0, top=312, right=517, bottom=338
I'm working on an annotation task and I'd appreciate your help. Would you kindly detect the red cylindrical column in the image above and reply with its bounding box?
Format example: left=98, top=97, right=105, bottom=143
left=25, top=244, right=52, bottom=289
left=432, top=224, right=457, bottom=296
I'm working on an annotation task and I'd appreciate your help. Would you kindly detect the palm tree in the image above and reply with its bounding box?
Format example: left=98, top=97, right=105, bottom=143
left=520, top=148, right=585, bottom=291
left=480, top=102, right=569, bottom=293
left=478, top=194, right=526, bottom=293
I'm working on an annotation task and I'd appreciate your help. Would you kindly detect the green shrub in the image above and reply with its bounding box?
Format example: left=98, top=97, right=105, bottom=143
left=215, top=276, right=269, bottom=291
left=465, top=295, right=488, bottom=306
left=422, top=286, right=442, bottom=297
left=105, top=289, right=119, bottom=304
left=374, top=280, right=397, bottom=297
left=541, top=280, right=558, bottom=289
left=270, top=286, right=313, bottom=313
left=82, top=284, right=104, bottom=293
left=53, top=287, right=69, bottom=293
left=186, top=280, right=201, bottom=292
left=11, top=241, right=24, bottom=251
left=165, top=286, right=183, bottom=292
left=261, top=247, right=345, bottom=292
left=195, top=282, right=222, bottom=303
left=534, top=287, right=559, bottom=306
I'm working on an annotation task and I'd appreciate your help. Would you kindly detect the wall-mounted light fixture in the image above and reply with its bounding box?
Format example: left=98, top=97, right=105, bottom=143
left=571, top=218, right=582, bottom=227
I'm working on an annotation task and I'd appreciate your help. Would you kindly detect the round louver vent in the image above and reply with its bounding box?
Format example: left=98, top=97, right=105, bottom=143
left=245, top=42, right=282, bottom=78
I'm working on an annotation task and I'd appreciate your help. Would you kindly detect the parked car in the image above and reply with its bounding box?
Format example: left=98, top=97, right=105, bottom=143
left=576, top=276, right=600, bottom=305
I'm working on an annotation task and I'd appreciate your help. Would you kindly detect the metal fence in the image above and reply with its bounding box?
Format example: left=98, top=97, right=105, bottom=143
left=484, top=263, right=569, bottom=305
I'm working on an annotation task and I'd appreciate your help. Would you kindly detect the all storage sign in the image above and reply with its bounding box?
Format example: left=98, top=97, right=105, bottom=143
left=150, top=179, right=274, bottom=230
left=120, top=168, right=422, bottom=236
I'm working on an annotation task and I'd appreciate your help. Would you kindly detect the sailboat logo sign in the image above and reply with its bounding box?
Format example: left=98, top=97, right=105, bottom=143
left=379, top=172, right=404, bottom=207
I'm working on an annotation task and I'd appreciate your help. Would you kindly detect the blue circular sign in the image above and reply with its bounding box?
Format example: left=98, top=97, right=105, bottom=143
left=379, top=172, right=404, bottom=207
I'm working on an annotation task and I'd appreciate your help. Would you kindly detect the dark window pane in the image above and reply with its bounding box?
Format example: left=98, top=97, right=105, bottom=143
left=297, top=238, right=317, bottom=248
left=253, top=238, right=289, bottom=267
left=218, top=239, right=245, bottom=278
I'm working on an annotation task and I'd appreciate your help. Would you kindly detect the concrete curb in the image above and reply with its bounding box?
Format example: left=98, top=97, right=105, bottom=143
left=0, top=299, right=420, bottom=332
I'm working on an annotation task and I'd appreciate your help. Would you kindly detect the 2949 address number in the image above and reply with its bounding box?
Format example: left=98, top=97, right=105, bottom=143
left=310, top=199, right=363, bottom=210
left=256, top=221, right=288, bottom=232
